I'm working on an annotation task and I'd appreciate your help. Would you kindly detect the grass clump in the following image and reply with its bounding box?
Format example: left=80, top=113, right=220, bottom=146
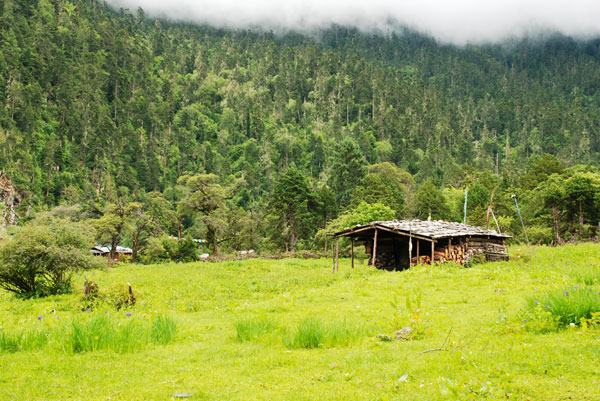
left=68, top=314, right=176, bottom=353
left=0, top=329, right=48, bottom=353
left=526, top=287, right=600, bottom=328
left=0, top=314, right=177, bottom=354
left=572, top=266, right=600, bottom=285
left=285, top=317, right=366, bottom=349
left=151, top=315, right=177, bottom=345
left=234, top=317, right=277, bottom=342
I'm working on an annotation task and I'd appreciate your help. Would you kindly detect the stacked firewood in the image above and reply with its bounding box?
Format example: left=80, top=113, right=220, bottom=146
left=411, top=244, right=468, bottom=265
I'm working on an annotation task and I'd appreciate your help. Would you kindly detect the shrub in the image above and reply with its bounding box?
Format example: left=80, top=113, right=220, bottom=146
left=526, top=287, right=600, bottom=328
left=142, top=236, right=198, bottom=263
left=0, top=219, right=101, bottom=297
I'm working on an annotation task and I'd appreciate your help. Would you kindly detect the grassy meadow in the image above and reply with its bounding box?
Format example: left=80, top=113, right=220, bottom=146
left=1, top=243, right=600, bottom=400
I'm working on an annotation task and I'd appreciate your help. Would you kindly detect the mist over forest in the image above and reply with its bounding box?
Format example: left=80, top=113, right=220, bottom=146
left=1, top=0, right=600, bottom=255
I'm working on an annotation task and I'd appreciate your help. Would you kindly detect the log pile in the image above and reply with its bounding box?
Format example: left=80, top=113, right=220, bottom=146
left=411, top=243, right=468, bottom=265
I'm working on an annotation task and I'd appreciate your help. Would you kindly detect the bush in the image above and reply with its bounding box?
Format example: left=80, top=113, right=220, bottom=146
left=142, top=236, right=198, bottom=263
left=0, top=219, right=101, bottom=297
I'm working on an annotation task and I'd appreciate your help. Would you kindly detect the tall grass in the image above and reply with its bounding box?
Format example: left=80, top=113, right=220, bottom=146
left=0, top=314, right=177, bottom=354
left=68, top=314, right=177, bottom=353
left=285, top=317, right=366, bottom=349
left=151, top=315, right=177, bottom=345
left=0, top=329, right=48, bottom=353
left=572, top=266, right=600, bottom=285
left=527, top=287, right=600, bottom=326
left=234, top=317, right=277, bottom=342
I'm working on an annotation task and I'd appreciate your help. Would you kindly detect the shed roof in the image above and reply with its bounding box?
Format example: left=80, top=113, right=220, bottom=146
left=334, top=220, right=511, bottom=240
left=91, top=245, right=133, bottom=254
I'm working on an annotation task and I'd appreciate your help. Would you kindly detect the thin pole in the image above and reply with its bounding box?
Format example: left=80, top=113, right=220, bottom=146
left=335, top=238, right=339, bottom=272
left=332, top=237, right=336, bottom=272
left=463, top=188, right=468, bottom=224
left=372, top=229, right=378, bottom=268
left=417, top=240, right=420, bottom=265
left=512, top=194, right=529, bottom=245
left=431, top=241, right=435, bottom=265
left=351, top=238, right=354, bottom=269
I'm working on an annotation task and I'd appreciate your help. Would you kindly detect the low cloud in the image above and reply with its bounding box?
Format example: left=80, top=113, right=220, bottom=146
left=106, top=0, right=600, bottom=45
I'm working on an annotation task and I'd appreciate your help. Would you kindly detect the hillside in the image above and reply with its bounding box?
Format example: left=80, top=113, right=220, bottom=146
left=1, top=0, right=600, bottom=251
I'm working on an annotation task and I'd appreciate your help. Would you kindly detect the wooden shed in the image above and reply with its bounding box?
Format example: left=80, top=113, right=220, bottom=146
left=332, top=220, right=510, bottom=271
left=91, top=245, right=133, bottom=260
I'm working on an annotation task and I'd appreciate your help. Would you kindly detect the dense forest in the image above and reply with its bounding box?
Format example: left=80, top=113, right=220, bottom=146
left=1, top=0, right=600, bottom=259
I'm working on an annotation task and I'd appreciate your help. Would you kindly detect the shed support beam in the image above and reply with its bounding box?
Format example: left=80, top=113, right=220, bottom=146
left=431, top=241, right=435, bottom=265
left=335, top=238, right=339, bottom=272
left=372, top=229, right=378, bottom=268
left=332, top=238, right=336, bottom=272
left=351, top=238, right=354, bottom=269
left=417, top=240, right=420, bottom=265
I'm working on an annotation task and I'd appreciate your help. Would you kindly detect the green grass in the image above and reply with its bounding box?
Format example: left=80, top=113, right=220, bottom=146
left=1, top=244, right=600, bottom=400
left=526, top=287, right=600, bottom=326
left=572, top=265, right=600, bottom=285
left=234, top=317, right=277, bottom=342
left=0, top=314, right=177, bottom=354
left=284, top=317, right=367, bottom=349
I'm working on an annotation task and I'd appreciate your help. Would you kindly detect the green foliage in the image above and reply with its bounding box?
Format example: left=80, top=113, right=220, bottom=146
left=0, top=219, right=100, bottom=297
left=141, top=236, right=198, bottom=263
left=415, top=179, right=451, bottom=220
left=526, top=287, right=600, bottom=328
left=268, top=167, right=318, bottom=252
left=0, top=329, right=49, bottom=353
left=234, top=317, right=278, bottom=342
left=572, top=266, right=600, bottom=286
left=68, top=314, right=176, bottom=353
left=0, top=314, right=177, bottom=354
left=284, top=317, right=366, bottom=349
left=329, top=138, right=367, bottom=207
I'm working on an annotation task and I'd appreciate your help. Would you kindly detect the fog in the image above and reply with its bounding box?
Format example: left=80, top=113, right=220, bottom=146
left=106, top=0, right=600, bottom=45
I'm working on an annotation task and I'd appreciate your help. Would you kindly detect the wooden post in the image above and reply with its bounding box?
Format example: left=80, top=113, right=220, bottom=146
left=372, top=229, right=378, bottom=268
left=335, top=238, right=339, bottom=272
left=431, top=241, right=435, bottom=265
left=332, top=237, right=336, bottom=272
left=417, top=240, right=420, bottom=265
left=351, top=238, right=354, bottom=269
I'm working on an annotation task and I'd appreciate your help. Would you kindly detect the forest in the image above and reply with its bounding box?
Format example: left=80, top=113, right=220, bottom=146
left=1, top=0, right=600, bottom=259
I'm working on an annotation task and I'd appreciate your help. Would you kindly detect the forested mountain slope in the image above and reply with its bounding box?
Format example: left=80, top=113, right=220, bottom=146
left=1, top=0, right=599, bottom=251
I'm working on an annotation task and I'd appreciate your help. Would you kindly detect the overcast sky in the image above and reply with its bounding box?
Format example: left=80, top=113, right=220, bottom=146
left=106, top=0, right=600, bottom=45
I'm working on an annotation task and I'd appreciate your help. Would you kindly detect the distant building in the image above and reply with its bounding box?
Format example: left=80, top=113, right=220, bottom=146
left=91, top=245, right=133, bottom=260
left=332, top=220, right=510, bottom=271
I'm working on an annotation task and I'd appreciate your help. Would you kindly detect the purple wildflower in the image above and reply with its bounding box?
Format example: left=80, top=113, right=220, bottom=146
left=126, top=312, right=132, bottom=317
left=574, top=286, right=579, bottom=290
left=546, top=305, right=550, bottom=308
left=535, top=301, right=539, bottom=306
left=85, top=308, right=91, bottom=312
left=564, top=290, right=569, bottom=296
left=522, top=319, right=527, bottom=322
left=104, top=311, right=109, bottom=314
left=37, top=316, right=43, bottom=320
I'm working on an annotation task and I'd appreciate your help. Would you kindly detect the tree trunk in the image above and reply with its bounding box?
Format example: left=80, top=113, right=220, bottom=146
left=552, top=206, right=561, bottom=243
left=110, top=235, right=118, bottom=260
left=579, top=200, right=584, bottom=234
